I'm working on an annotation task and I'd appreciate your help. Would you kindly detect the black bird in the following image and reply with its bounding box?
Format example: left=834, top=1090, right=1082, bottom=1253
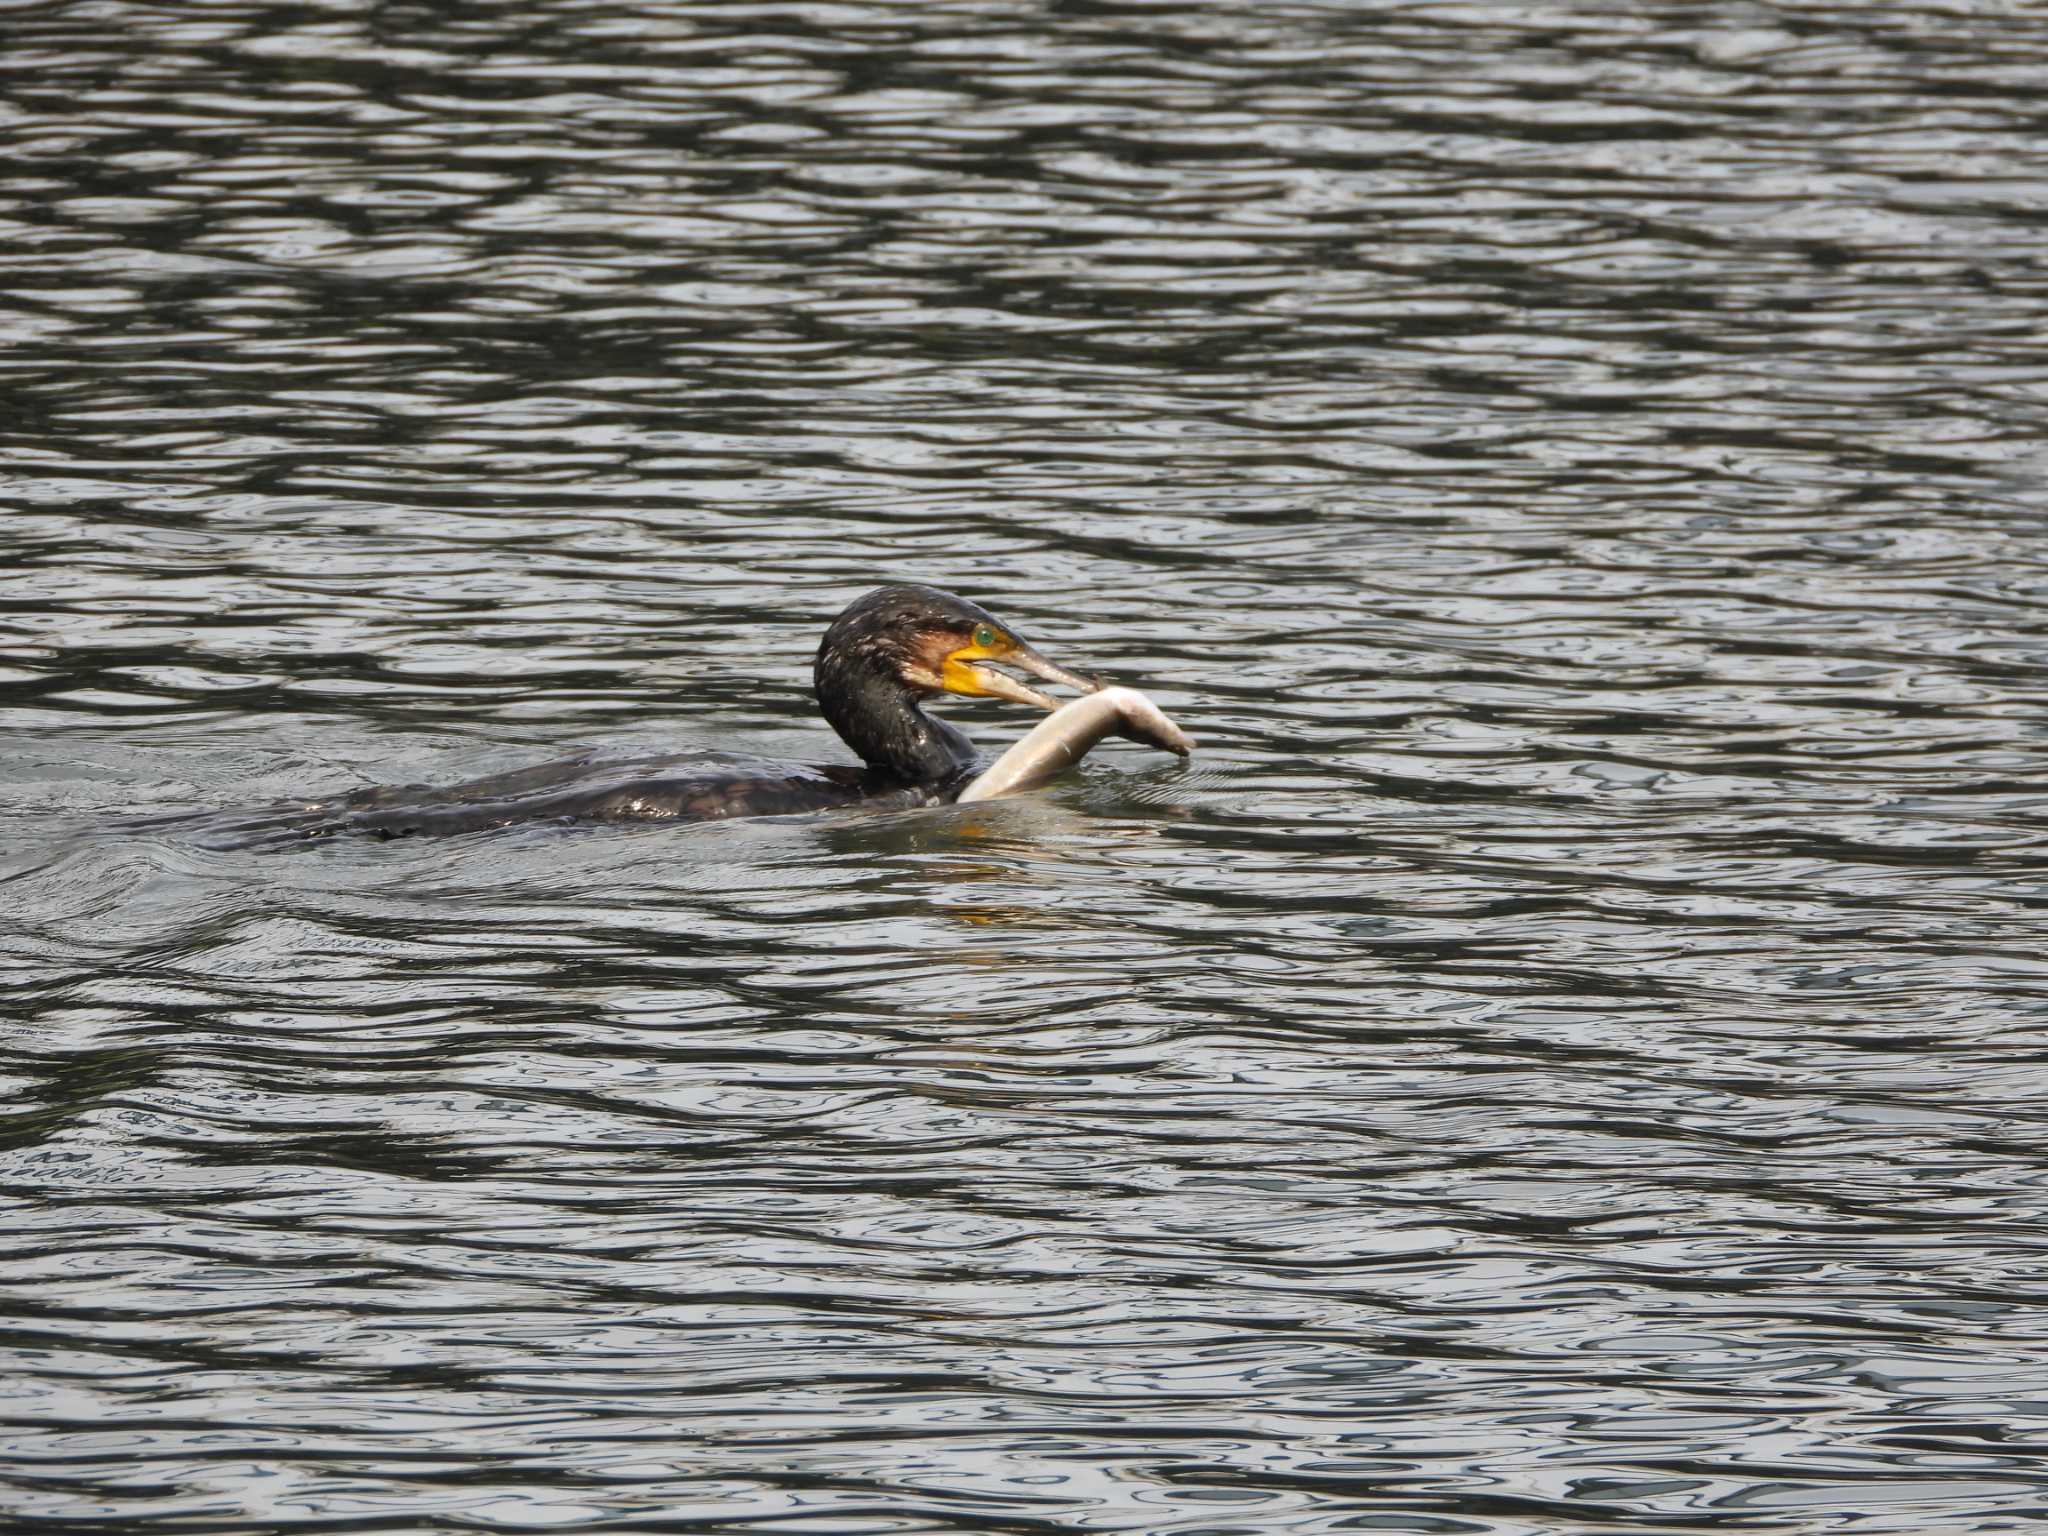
left=194, top=584, right=1190, bottom=843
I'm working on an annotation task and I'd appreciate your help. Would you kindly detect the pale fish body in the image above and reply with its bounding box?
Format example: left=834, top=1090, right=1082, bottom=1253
left=959, top=686, right=1193, bottom=803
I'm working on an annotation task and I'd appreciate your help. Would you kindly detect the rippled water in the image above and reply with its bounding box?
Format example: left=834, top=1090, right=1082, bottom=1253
left=7, top=2, right=2048, bottom=1531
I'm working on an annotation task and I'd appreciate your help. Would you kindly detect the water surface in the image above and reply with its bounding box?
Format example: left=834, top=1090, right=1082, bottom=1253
left=6, top=2, right=2048, bottom=1532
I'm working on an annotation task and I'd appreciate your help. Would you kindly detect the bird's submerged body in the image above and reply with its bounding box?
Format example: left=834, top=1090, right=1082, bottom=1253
left=229, top=750, right=958, bottom=845
left=169, top=584, right=1192, bottom=847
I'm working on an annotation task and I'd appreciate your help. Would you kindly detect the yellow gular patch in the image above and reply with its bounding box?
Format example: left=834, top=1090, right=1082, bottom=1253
left=939, top=626, right=1013, bottom=695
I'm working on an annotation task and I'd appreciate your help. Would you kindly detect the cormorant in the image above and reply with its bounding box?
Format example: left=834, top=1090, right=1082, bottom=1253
left=193, top=584, right=1192, bottom=843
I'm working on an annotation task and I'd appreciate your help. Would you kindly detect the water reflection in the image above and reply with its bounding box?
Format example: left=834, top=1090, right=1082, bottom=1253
left=6, top=0, right=2048, bottom=1532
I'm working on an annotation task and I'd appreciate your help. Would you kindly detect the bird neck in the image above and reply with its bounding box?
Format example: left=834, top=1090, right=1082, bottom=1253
left=819, top=669, right=977, bottom=782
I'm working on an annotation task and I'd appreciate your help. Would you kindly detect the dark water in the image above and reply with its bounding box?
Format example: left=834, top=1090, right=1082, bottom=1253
left=7, top=2, right=2048, bottom=1531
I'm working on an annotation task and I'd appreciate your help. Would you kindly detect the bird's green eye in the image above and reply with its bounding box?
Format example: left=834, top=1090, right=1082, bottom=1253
left=974, top=624, right=996, bottom=649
